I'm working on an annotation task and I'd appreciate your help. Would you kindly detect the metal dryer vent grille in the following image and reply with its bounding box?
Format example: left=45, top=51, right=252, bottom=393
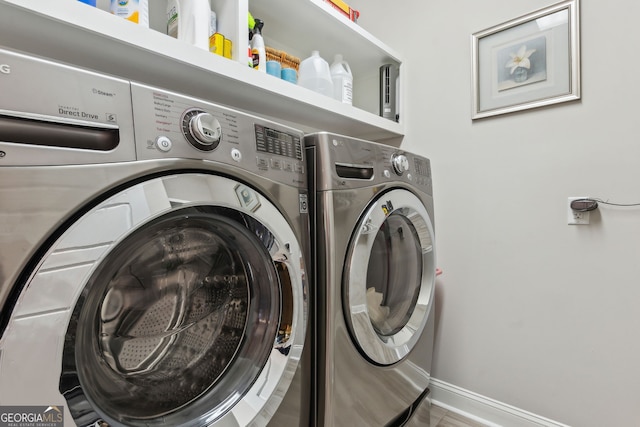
left=382, top=67, right=391, bottom=104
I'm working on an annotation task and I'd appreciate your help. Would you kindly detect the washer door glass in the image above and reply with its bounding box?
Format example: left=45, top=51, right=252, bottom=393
left=0, top=173, right=305, bottom=427
left=344, top=189, right=435, bottom=366
left=72, top=207, right=279, bottom=424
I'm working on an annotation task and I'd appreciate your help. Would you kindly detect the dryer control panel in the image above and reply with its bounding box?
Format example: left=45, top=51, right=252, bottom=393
left=380, top=145, right=432, bottom=191
left=305, top=132, right=432, bottom=195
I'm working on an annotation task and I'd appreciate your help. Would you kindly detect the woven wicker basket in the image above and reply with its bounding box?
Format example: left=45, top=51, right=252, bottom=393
left=266, top=47, right=301, bottom=71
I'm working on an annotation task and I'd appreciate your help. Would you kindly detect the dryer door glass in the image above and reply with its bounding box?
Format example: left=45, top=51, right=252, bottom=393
left=366, top=211, right=422, bottom=337
left=344, top=189, right=435, bottom=366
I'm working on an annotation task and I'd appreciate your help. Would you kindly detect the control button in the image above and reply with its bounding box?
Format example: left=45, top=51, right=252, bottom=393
left=294, top=163, right=304, bottom=174
left=190, top=112, right=222, bottom=146
left=271, top=159, right=283, bottom=170
left=256, top=157, right=269, bottom=169
left=181, top=109, right=222, bottom=151
left=231, top=148, right=242, bottom=162
left=156, top=136, right=172, bottom=152
left=383, top=169, right=391, bottom=178
left=391, top=153, right=410, bottom=175
left=407, top=173, right=413, bottom=181
left=283, top=162, right=293, bottom=173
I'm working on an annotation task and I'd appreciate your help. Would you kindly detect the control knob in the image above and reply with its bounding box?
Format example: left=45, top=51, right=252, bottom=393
left=391, top=153, right=410, bottom=175
left=181, top=109, right=222, bottom=151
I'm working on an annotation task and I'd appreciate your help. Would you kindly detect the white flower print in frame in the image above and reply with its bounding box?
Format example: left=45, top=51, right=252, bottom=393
left=471, top=0, right=580, bottom=119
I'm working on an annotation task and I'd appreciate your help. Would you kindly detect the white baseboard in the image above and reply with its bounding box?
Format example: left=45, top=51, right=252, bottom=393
left=430, top=378, right=570, bottom=427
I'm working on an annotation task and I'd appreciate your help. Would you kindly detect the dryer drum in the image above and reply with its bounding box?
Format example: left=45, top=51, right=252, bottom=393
left=59, top=207, right=281, bottom=425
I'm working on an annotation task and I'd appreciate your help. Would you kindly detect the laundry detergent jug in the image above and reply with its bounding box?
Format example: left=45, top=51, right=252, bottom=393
left=167, top=0, right=211, bottom=50
left=298, top=51, right=333, bottom=97
left=330, top=54, right=353, bottom=104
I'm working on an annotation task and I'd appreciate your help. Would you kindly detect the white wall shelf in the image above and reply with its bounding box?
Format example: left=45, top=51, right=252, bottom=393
left=0, top=0, right=403, bottom=141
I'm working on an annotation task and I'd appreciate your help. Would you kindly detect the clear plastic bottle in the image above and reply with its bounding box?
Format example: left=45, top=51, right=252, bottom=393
left=330, top=54, right=353, bottom=104
left=298, top=51, right=333, bottom=97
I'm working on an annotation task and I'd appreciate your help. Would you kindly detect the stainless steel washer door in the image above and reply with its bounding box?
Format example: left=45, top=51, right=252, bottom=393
left=343, top=189, right=435, bottom=366
left=0, top=173, right=306, bottom=427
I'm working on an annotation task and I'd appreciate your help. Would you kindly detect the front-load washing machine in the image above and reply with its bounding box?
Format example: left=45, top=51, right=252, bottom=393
left=305, top=132, right=436, bottom=426
left=0, top=47, right=310, bottom=427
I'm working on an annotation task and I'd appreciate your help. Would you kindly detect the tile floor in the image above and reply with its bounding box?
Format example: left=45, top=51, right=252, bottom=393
left=432, top=404, right=489, bottom=427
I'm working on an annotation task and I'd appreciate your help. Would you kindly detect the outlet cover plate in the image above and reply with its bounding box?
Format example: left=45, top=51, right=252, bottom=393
left=568, top=196, right=590, bottom=225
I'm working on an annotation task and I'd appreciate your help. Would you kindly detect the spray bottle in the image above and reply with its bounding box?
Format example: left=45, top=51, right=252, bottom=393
left=248, top=12, right=255, bottom=67
left=251, top=19, right=266, bottom=72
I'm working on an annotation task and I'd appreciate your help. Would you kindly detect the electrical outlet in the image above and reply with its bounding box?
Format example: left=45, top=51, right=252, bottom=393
left=568, top=197, right=590, bottom=225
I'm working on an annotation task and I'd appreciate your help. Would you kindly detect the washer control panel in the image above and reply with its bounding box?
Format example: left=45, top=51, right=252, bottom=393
left=131, top=82, right=305, bottom=188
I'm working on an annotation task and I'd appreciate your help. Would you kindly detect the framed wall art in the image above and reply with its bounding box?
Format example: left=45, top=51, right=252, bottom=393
left=471, top=0, right=580, bottom=119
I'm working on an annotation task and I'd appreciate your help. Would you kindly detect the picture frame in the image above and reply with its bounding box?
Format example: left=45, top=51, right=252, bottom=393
left=471, top=0, right=580, bottom=119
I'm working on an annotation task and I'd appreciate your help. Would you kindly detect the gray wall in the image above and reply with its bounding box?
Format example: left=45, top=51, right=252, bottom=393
left=349, top=0, right=640, bottom=426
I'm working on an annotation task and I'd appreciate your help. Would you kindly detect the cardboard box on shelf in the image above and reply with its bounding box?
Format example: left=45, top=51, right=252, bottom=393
left=323, top=0, right=360, bottom=22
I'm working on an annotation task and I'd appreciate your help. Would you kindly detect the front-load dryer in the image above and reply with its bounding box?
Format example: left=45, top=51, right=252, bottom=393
left=305, top=132, right=436, bottom=426
left=0, top=47, right=310, bottom=427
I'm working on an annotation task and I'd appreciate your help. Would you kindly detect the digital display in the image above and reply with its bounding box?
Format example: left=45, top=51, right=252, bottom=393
left=255, top=125, right=302, bottom=160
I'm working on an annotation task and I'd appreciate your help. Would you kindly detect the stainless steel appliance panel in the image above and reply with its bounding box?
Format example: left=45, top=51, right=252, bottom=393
left=306, top=131, right=436, bottom=427
left=0, top=47, right=135, bottom=166
left=0, top=47, right=310, bottom=427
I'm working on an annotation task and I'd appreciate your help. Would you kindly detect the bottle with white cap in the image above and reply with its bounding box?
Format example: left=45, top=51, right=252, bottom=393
left=330, top=54, right=353, bottom=104
left=250, top=19, right=267, bottom=72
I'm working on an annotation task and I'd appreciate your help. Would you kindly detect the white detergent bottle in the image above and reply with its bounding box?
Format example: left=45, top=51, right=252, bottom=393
left=111, top=0, right=148, bottom=27
left=298, top=51, right=333, bottom=97
left=168, top=0, right=211, bottom=50
left=330, top=54, right=353, bottom=104
left=167, top=0, right=179, bottom=38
